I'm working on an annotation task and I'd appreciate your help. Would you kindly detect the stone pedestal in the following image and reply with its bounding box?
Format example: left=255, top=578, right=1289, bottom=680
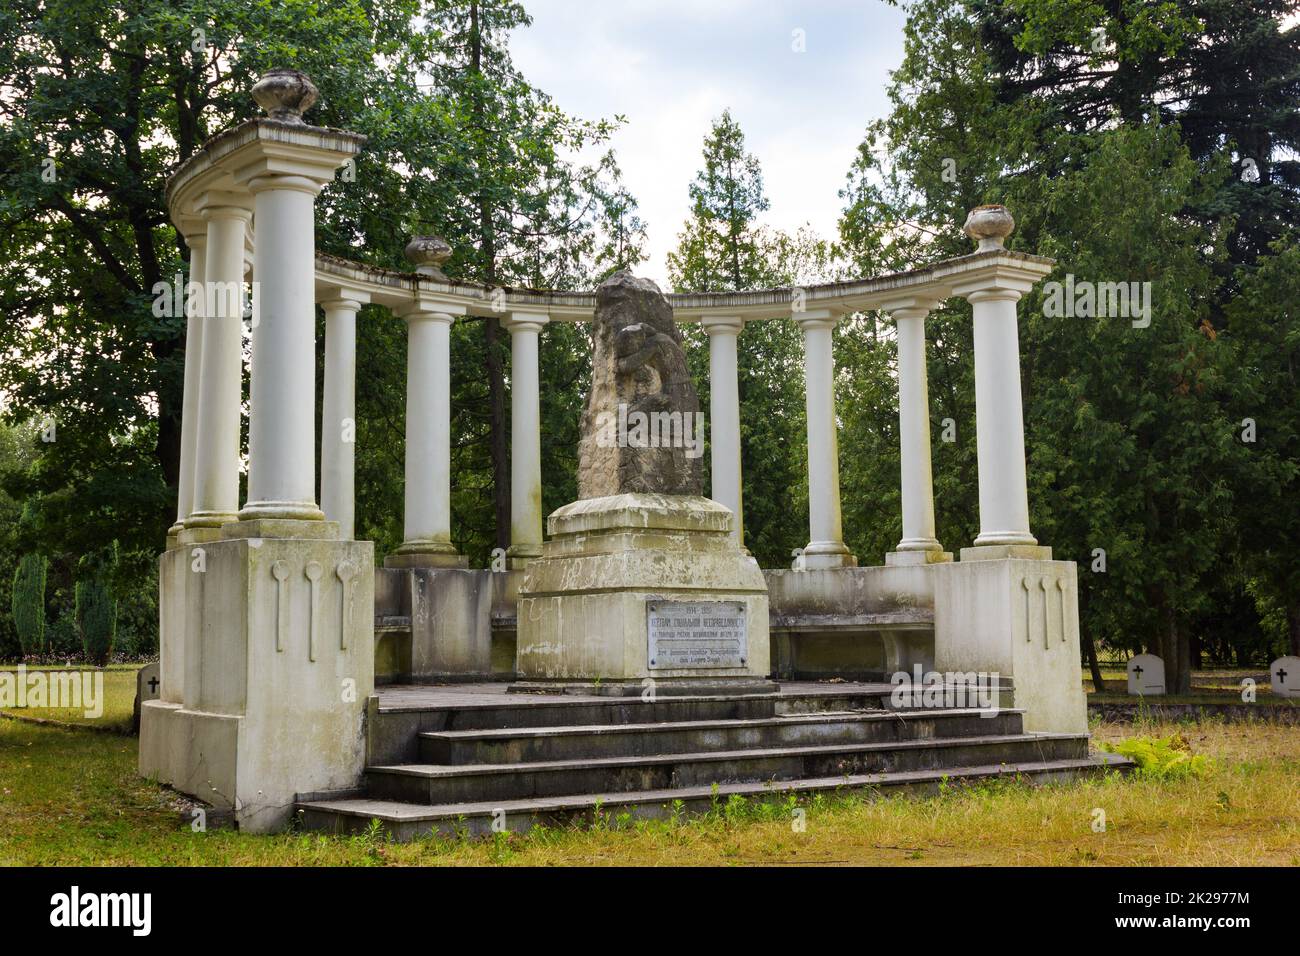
left=513, top=493, right=773, bottom=696
left=932, top=557, right=1086, bottom=734
left=140, top=532, right=374, bottom=832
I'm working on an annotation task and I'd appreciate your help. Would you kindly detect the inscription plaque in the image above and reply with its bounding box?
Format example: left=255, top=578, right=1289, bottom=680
left=647, top=600, right=747, bottom=669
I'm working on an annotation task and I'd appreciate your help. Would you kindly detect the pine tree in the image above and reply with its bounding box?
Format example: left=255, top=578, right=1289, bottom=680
left=414, top=0, right=637, bottom=557
left=668, top=110, right=772, bottom=292
left=668, top=111, right=823, bottom=567
left=835, top=0, right=1287, bottom=691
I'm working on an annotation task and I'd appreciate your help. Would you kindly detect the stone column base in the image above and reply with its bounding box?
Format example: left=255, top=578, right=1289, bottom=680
left=961, top=544, right=1053, bottom=561
left=885, top=549, right=953, bottom=566
left=800, top=540, right=859, bottom=569
left=385, top=543, right=468, bottom=569
left=505, top=542, right=543, bottom=570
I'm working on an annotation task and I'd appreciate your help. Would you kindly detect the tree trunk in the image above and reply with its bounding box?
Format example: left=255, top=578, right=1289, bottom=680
left=485, top=313, right=510, bottom=552
left=1079, top=589, right=1106, bottom=692
left=469, top=1, right=511, bottom=553
left=1175, top=621, right=1192, bottom=695
left=1288, top=600, right=1300, bottom=658
left=1158, top=598, right=1191, bottom=695
left=1084, top=629, right=1106, bottom=694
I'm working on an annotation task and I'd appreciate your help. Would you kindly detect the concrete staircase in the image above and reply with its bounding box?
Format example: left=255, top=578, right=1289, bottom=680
left=296, top=685, right=1130, bottom=840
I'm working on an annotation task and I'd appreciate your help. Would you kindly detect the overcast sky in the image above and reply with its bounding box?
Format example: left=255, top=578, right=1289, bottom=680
left=510, top=0, right=908, bottom=284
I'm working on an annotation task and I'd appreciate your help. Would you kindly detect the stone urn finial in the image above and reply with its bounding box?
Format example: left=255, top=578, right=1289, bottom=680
left=405, top=235, right=453, bottom=280
left=252, top=68, right=319, bottom=124
left=963, top=204, right=1015, bottom=252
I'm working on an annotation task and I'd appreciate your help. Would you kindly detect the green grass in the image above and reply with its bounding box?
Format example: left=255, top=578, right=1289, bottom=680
left=1, top=717, right=1296, bottom=866
left=0, top=664, right=141, bottom=733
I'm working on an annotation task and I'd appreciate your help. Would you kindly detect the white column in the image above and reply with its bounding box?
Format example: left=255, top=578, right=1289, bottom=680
left=891, top=303, right=944, bottom=555
left=392, top=309, right=463, bottom=565
left=794, top=309, right=856, bottom=569
left=505, top=313, right=548, bottom=566
left=186, top=202, right=251, bottom=531
left=966, top=288, right=1036, bottom=546
left=702, top=315, right=744, bottom=547
left=320, top=296, right=364, bottom=540
left=169, top=226, right=207, bottom=542
left=240, top=175, right=325, bottom=524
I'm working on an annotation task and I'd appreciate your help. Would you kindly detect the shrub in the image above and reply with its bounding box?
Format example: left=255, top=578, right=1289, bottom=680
left=75, top=556, right=118, bottom=667
left=10, top=553, right=47, bottom=656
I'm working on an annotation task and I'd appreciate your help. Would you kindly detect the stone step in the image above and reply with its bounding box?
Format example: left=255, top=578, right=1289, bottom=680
left=298, top=753, right=1132, bottom=841
left=368, top=688, right=898, bottom=765
left=366, top=732, right=1089, bottom=805
left=418, top=708, right=1024, bottom=764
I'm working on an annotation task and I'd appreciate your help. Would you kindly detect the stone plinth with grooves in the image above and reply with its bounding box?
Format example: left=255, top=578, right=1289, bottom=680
left=513, top=493, right=771, bottom=695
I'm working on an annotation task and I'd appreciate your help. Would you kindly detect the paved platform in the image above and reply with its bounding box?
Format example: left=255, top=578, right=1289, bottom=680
left=375, top=680, right=897, bottom=712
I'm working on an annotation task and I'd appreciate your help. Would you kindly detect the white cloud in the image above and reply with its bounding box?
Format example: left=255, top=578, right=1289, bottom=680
left=511, top=0, right=907, bottom=285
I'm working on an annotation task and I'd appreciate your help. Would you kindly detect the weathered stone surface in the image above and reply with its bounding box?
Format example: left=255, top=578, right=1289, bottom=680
left=932, top=558, right=1088, bottom=734
left=578, top=271, right=702, bottom=498
left=515, top=492, right=770, bottom=691
left=139, top=534, right=375, bottom=833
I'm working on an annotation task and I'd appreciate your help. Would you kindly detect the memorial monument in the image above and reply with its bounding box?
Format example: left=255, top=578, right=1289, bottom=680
left=513, top=272, right=772, bottom=695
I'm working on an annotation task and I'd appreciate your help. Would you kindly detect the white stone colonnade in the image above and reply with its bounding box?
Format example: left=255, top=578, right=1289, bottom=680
left=157, top=72, right=1051, bottom=574
left=150, top=69, right=1069, bottom=830
left=164, top=200, right=1056, bottom=573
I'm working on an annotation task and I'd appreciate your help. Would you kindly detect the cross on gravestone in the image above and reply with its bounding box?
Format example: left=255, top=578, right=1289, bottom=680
left=1126, top=654, right=1165, bottom=696
left=133, top=661, right=161, bottom=734
left=1270, top=656, right=1300, bottom=700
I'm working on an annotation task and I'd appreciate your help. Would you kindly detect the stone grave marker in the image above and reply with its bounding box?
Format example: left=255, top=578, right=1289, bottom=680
left=1270, top=656, right=1300, bottom=700
left=1126, top=654, right=1165, bottom=696
left=133, top=661, right=160, bottom=733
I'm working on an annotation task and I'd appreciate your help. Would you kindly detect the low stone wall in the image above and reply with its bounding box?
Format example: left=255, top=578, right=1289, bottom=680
left=374, top=563, right=941, bottom=684
left=374, top=567, right=520, bottom=682
left=764, top=566, right=937, bottom=680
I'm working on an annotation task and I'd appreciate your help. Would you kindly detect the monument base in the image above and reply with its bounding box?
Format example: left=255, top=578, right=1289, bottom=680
left=513, top=493, right=771, bottom=695
left=932, top=556, right=1086, bottom=734
left=140, top=534, right=375, bottom=833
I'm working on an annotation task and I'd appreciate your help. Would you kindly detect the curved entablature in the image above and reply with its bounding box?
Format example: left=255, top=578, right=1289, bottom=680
left=165, top=110, right=1053, bottom=324
left=310, top=247, right=1055, bottom=323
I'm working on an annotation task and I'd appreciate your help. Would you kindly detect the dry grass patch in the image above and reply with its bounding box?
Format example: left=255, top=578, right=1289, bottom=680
left=1, top=717, right=1295, bottom=866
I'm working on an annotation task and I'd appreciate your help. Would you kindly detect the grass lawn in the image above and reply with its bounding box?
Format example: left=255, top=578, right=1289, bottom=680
left=0, top=664, right=141, bottom=733
left=1, top=715, right=1296, bottom=866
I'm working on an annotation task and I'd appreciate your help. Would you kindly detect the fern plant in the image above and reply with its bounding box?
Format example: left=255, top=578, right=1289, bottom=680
left=1101, top=734, right=1215, bottom=780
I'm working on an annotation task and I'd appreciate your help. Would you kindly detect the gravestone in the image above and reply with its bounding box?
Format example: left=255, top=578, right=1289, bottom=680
left=1270, top=656, right=1300, bottom=699
left=515, top=272, right=770, bottom=696
left=132, top=661, right=160, bottom=733
left=1126, top=654, right=1165, bottom=696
